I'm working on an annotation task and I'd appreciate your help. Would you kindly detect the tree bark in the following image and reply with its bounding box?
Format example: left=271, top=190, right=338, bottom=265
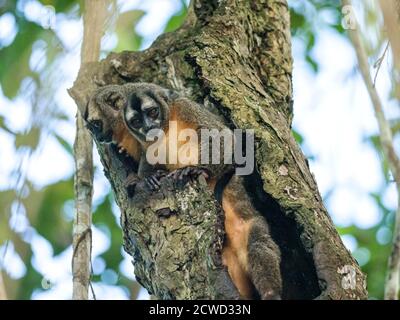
left=69, top=0, right=367, bottom=299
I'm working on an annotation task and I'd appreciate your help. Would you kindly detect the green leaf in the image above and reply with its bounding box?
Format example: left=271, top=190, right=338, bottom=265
left=305, top=54, right=319, bottom=73
left=0, top=115, right=15, bottom=135
left=164, top=6, right=187, bottom=33
left=114, top=10, right=145, bottom=52
left=15, top=127, right=41, bottom=150
left=93, top=194, right=124, bottom=272
left=0, top=18, right=41, bottom=98
left=24, top=179, right=74, bottom=255
left=290, top=10, right=306, bottom=32
left=38, top=0, right=82, bottom=13
left=54, top=133, right=73, bottom=156
left=0, top=190, right=15, bottom=244
left=292, top=129, right=304, bottom=145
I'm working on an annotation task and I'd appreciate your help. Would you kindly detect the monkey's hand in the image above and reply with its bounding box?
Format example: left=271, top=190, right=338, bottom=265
left=144, top=170, right=168, bottom=191
left=124, top=172, right=140, bottom=198
left=168, top=167, right=210, bottom=187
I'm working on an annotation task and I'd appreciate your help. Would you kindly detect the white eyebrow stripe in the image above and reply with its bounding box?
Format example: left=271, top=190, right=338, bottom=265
left=141, top=96, right=157, bottom=110
left=125, top=108, right=136, bottom=120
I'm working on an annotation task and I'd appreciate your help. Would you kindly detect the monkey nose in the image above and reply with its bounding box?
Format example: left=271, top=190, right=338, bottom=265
left=144, top=124, right=157, bottom=132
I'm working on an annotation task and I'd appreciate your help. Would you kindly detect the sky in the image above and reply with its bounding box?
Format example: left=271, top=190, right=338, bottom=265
left=0, top=0, right=398, bottom=299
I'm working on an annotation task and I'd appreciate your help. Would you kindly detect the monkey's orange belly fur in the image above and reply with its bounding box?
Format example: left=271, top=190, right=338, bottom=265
left=221, top=194, right=254, bottom=299
left=117, top=129, right=254, bottom=298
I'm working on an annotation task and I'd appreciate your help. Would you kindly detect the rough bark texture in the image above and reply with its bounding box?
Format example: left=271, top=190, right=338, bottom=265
left=70, top=0, right=367, bottom=299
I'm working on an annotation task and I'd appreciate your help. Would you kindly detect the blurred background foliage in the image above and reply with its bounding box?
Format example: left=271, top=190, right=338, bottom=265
left=0, top=0, right=398, bottom=299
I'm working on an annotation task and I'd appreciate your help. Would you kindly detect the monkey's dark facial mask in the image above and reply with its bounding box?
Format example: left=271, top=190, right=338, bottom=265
left=84, top=88, right=127, bottom=143
left=124, top=93, right=164, bottom=142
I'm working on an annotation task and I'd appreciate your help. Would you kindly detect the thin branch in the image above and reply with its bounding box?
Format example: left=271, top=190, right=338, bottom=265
left=373, top=41, right=390, bottom=87
left=378, top=0, right=400, bottom=300
left=72, top=0, right=108, bottom=300
left=343, top=0, right=400, bottom=300
left=0, top=271, right=7, bottom=300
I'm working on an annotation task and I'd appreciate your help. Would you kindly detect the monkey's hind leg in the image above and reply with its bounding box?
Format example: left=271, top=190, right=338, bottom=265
left=247, top=216, right=282, bottom=300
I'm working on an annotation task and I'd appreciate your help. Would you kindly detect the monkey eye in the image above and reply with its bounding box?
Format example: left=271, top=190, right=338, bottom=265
left=129, top=118, right=141, bottom=128
left=90, top=120, right=103, bottom=132
left=147, top=108, right=159, bottom=119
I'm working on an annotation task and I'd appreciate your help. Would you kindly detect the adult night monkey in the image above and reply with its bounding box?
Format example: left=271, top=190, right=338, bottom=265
left=122, top=83, right=282, bottom=300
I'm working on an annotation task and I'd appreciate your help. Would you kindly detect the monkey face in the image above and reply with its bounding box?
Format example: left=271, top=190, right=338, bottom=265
left=124, top=91, right=167, bottom=142
left=84, top=86, right=127, bottom=143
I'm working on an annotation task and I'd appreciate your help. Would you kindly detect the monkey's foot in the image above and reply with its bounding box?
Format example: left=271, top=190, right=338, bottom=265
left=145, top=170, right=168, bottom=191
left=169, top=167, right=210, bottom=187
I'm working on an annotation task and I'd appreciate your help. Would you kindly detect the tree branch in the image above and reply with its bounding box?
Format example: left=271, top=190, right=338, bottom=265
left=343, top=0, right=400, bottom=300
left=0, top=271, right=6, bottom=300
left=72, top=0, right=108, bottom=300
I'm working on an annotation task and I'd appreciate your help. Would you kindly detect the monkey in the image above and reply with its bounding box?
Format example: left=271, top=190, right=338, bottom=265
left=121, top=83, right=282, bottom=300
left=121, top=83, right=234, bottom=190
left=83, top=84, right=173, bottom=191
left=83, top=84, right=142, bottom=161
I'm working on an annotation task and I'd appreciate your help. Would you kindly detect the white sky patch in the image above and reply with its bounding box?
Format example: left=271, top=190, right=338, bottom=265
left=102, top=32, right=118, bottom=52
left=341, top=234, right=358, bottom=253
left=54, top=85, right=80, bottom=122
left=32, top=240, right=73, bottom=281
left=32, top=278, right=72, bottom=300
left=352, top=195, right=382, bottom=229
left=0, top=94, right=32, bottom=132
left=382, top=183, right=398, bottom=211
left=326, top=188, right=359, bottom=227
left=0, top=12, right=18, bottom=47
left=22, top=0, right=46, bottom=23
left=29, top=225, right=114, bottom=299
left=29, top=40, right=48, bottom=73
left=292, top=27, right=389, bottom=229
left=9, top=201, right=29, bottom=233
left=0, top=242, right=27, bottom=279
left=55, top=16, right=83, bottom=51
left=92, top=150, right=112, bottom=206
left=93, top=256, right=106, bottom=275
left=26, top=134, right=74, bottom=188
left=90, top=283, right=129, bottom=300
left=119, top=248, right=135, bottom=281
left=353, top=247, right=371, bottom=266
left=376, top=226, right=392, bottom=245
left=137, top=287, right=150, bottom=300
left=124, top=0, right=183, bottom=49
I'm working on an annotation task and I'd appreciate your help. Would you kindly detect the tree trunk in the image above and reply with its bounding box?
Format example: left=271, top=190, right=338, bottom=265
left=69, top=0, right=368, bottom=300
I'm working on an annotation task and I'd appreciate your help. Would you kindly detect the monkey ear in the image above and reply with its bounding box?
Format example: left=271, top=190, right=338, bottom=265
left=104, top=90, right=127, bottom=111
left=164, top=89, right=180, bottom=102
